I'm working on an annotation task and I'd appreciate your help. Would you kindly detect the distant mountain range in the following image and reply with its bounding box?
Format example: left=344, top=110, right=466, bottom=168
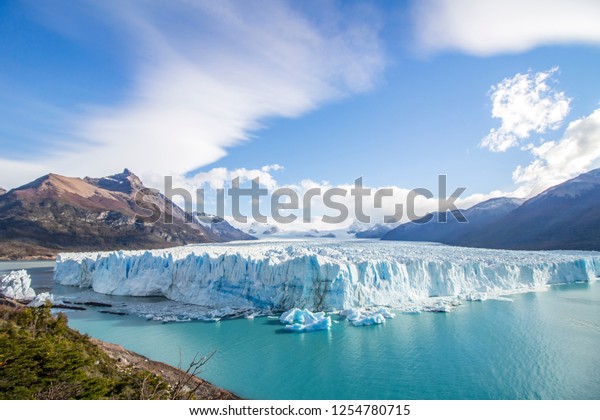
left=6, top=167, right=597, bottom=258
left=0, top=170, right=253, bottom=259
left=382, top=197, right=524, bottom=243
left=354, top=223, right=395, bottom=238
left=193, top=212, right=256, bottom=242
left=383, top=168, right=600, bottom=251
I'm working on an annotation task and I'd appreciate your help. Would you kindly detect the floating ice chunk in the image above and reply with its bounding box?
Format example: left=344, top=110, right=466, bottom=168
left=352, top=313, right=386, bottom=326
left=27, top=292, right=59, bottom=307
left=374, top=308, right=396, bottom=319
left=424, top=301, right=454, bottom=312
left=342, top=307, right=395, bottom=326
left=280, top=308, right=331, bottom=332
left=280, top=308, right=325, bottom=324
left=491, top=296, right=514, bottom=302
left=1, top=270, right=36, bottom=301
left=462, top=292, right=488, bottom=302
left=284, top=316, right=332, bottom=332
left=144, top=313, right=191, bottom=323
left=401, top=307, right=421, bottom=314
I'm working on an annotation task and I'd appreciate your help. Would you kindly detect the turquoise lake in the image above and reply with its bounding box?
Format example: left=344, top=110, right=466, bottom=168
left=5, top=262, right=600, bottom=400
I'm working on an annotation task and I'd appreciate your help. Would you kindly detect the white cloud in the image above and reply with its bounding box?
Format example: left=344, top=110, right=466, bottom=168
left=414, top=0, right=600, bottom=55
left=191, top=166, right=282, bottom=191
left=481, top=68, right=571, bottom=152
left=172, top=167, right=503, bottom=231
left=260, top=164, right=284, bottom=173
left=0, top=0, right=385, bottom=189
left=512, top=108, right=600, bottom=195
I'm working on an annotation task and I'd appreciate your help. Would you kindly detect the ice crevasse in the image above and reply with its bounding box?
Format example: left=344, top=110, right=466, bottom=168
left=54, top=240, right=600, bottom=315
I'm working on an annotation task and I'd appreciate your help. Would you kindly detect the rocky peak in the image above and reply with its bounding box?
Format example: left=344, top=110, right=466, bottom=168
left=0, top=187, right=6, bottom=196
left=85, top=169, right=144, bottom=195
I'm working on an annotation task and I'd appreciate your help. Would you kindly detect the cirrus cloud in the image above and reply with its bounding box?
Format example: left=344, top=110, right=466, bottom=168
left=0, top=0, right=385, bottom=190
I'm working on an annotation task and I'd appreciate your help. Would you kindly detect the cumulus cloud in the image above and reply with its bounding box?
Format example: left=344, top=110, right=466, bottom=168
left=169, top=166, right=493, bottom=231
left=413, top=0, right=600, bottom=55
left=0, top=0, right=385, bottom=189
left=481, top=68, right=571, bottom=152
left=512, top=108, right=600, bottom=195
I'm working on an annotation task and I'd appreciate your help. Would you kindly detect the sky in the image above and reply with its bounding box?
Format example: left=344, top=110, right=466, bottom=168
left=1, top=0, right=600, bottom=229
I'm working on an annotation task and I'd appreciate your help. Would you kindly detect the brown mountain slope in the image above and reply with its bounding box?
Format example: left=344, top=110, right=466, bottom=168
left=0, top=170, right=217, bottom=259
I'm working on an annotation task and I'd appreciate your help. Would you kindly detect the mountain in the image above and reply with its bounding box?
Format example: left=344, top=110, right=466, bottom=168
left=382, top=197, right=524, bottom=243
left=262, top=226, right=280, bottom=235
left=244, top=222, right=280, bottom=236
left=455, top=169, right=600, bottom=251
left=355, top=223, right=394, bottom=239
left=0, top=188, right=6, bottom=196
left=193, top=213, right=255, bottom=242
left=346, top=220, right=369, bottom=235
left=382, top=168, right=600, bottom=251
left=0, top=170, right=252, bottom=259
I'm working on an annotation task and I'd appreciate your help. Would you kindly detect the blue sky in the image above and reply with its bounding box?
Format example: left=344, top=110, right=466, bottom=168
left=1, top=0, right=600, bottom=225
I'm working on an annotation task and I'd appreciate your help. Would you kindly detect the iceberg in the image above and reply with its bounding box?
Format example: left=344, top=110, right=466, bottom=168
left=55, top=240, right=600, bottom=318
left=342, top=307, right=396, bottom=326
left=27, top=292, right=59, bottom=308
left=280, top=308, right=332, bottom=332
left=1, top=270, right=36, bottom=301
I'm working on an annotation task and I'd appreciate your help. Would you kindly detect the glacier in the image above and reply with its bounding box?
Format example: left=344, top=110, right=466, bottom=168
left=0, top=269, right=59, bottom=306
left=1, top=270, right=36, bottom=301
left=54, top=240, right=600, bottom=319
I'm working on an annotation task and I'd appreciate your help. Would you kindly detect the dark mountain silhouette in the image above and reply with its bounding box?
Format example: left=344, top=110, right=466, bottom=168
left=383, top=168, right=600, bottom=251
left=382, top=197, right=524, bottom=243
left=456, top=169, right=600, bottom=251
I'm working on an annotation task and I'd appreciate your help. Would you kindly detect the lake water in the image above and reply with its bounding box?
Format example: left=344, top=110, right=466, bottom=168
left=3, top=262, right=600, bottom=399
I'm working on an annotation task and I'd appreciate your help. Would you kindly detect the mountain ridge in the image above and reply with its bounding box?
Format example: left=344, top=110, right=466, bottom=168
left=455, top=169, right=600, bottom=251
left=0, top=169, right=253, bottom=259
left=383, top=168, right=600, bottom=251
left=382, top=196, right=524, bottom=243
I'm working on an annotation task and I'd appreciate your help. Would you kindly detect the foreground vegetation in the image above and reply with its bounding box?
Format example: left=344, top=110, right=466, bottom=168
left=0, top=300, right=237, bottom=399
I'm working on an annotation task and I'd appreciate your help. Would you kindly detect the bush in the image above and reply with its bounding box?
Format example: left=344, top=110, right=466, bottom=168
left=0, top=304, right=169, bottom=399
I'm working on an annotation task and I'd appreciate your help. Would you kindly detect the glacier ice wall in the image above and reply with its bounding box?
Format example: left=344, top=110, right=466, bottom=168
left=1, top=270, right=36, bottom=301
left=54, top=240, right=600, bottom=314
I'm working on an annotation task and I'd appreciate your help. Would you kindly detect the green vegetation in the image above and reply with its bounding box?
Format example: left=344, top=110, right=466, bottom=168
left=0, top=303, right=170, bottom=399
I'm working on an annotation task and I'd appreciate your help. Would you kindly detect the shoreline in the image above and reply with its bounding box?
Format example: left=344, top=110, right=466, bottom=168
left=0, top=297, right=240, bottom=400
left=89, top=337, right=240, bottom=400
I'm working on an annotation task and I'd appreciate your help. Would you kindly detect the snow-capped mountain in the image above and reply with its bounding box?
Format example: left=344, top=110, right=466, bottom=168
left=0, top=187, right=6, bottom=196
left=354, top=223, right=395, bottom=239
left=346, top=220, right=370, bottom=234
left=237, top=219, right=395, bottom=240
left=262, top=225, right=281, bottom=235
left=193, top=213, right=255, bottom=241
left=382, top=197, right=524, bottom=243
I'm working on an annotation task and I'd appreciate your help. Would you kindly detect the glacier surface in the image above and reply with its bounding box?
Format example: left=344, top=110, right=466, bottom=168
left=1, top=270, right=36, bottom=301
left=54, top=240, right=600, bottom=318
